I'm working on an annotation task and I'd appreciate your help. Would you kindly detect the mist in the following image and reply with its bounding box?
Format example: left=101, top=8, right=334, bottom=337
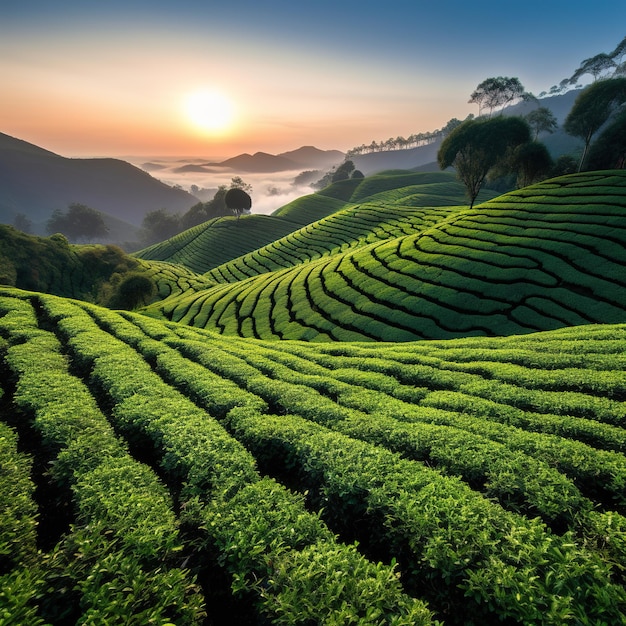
left=130, top=157, right=323, bottom=216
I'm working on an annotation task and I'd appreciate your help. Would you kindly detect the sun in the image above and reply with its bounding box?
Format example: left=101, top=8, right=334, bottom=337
left=183, top=89, right=235, bottom=134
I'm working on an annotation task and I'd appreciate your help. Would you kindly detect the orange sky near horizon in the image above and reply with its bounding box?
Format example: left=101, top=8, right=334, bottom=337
left=2, top=2, right=625, bottom=159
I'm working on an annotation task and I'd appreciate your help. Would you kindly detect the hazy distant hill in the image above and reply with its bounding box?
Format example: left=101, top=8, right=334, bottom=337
left=212, top=146, right=345, bottom=173
left=352, top=91, right=584, bottom=176
left=277, top=146, right=345, bottom=168
left=352, top=141, right=442, bottom=176
left=0, top=132, right=199, bottom=231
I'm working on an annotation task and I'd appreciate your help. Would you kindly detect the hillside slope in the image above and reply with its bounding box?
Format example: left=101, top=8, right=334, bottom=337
left=1, top=289, right=626, bottom=624
left=0, top=132, right=197, bottom=229
left=144, top=171, right=626, bottom=341
left=136, top=171, right=496, bottom=275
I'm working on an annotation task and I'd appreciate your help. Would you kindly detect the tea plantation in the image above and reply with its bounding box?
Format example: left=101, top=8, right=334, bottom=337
left=1, top=169, right=626, bottom=624
left=143, top=171, right=626, bottom=342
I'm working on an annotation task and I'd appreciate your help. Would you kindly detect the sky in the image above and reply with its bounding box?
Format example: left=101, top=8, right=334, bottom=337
left=2, top=0, right=625, bottom=159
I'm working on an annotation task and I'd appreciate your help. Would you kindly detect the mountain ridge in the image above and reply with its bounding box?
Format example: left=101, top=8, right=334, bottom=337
left=208, top=145, right=345, bottom=172
left=0, top=132, right=199, bottom=232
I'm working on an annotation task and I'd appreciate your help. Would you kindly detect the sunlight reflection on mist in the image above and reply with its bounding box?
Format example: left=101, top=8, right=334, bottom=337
left=128, top=157, right=320, bottom=216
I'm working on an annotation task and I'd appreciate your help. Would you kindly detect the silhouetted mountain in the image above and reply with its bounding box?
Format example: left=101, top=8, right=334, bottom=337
left=213, top=146, right=345, bottom=173
left=277, top=146, right=345, bottom=169
left=214, top=151, right=300, bottom=172
left=0, top=133, right=198, bottom=230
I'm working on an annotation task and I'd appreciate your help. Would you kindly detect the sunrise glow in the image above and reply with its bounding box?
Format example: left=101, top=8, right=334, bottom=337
left=183, top=89, right=235, bottom=135
left=1, top=2, right=624, bottom=157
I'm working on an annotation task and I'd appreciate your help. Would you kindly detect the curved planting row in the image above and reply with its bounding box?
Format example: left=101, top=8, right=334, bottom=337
left=135, top=171, right=493, bottom=279
left=139, top=258, right=216, bottom=300
left=203, top=173, right=497, bottom=286
left=136, top=214, right=305, bottom=274
left=146, top=171, right=626, bottom=341
left=2, top=288, right=626, bottom=623
left=0, top=289, right=432, bottom=625
left=0, top=295, right=205, bottom=624
left=203, top=203, right=461, bottom=285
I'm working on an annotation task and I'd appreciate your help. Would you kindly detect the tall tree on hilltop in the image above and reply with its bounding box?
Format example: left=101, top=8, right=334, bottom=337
left=225, top=187, right=252, bottom=220
left=437, top=116, right=531, bottom=208
left=564, top=77, right=626, bottom=171
left=571, top=53, right=617, bottom=85
left=469, top=77, right=535, bottom=118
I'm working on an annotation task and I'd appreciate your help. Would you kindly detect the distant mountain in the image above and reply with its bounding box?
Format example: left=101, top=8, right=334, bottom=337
left=0, top=132, right=199, bottom=231
left=214, top=151, right=301, bottom=172
left=277, top=146, right=345, bottom=169
left=212, top=146, right=345, bottom=173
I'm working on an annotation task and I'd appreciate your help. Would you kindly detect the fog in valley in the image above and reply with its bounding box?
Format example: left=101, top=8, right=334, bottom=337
left=130, top=157, right=326, bottom=216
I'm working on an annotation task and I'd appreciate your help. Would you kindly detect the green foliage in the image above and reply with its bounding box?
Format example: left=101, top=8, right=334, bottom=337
left=140, top=208, right=181, bottom=246
left=586, top=107, right=626, bottom=169
left=0, top=422, right=38, bottom=572
left=35, top=522, right=205, bottom=625
left=107, top=271, right=155, bottom=309
left=0, top=224, right=156, bottom=306
left=46, top=202, right=109, bottom=242
left=3, top=168, right=626, bottom=624
left=525, top=106, right=558, bottom=140
left=468, top=76, right=534, bottom=117
left=438, top=116, right=531, bottom=207
left=509, top=141, right=554, bottom=187
left=564, top=77, right=626, bottom=170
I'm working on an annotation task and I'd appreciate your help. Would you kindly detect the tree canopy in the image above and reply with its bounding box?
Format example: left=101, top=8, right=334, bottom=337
left=564, top=77, right=626, bottom=171
left=225, top=188, right=252, bottom=219
left=525, top=107, right=558, bottom=140
left=46, top=203, right=109, bottom=242
left=586, top=108, right=626, bottom=170
left=438, top=116, right=531, bottom=208
left=468, top=77, right=534, bottom=118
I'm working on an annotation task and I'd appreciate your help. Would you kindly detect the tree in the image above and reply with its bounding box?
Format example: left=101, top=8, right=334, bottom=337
left=108, top=272, right=155, bottom=310
left=525, top=107, right=558, bottom=140
left=46, top=203, right=108, bottom=242
left=586, top=108, right=626, bottom=170
left=564, top=77, right=626, bottom=171
left=510, top=142, right=554, bottom=188
left=224, top=187, right=252, bottom=220
left=469, top=77, right=534, bottom=118
left=571, top=53, right=617, bottom=84
left=351, top=169, right=365, bottom=179
left=437, top=116, right=531, bottom=208
left=140, top=209, right=181, bottom=245
left=332, top=160, right=355, bottom=182
left=230, top=176, right=253, bottom=194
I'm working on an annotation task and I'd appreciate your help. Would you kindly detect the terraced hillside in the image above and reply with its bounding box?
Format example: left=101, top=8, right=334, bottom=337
left=135, top=171, right=497, bottom=275
left=135, top=215, right=301, bottom=275
left=145, top=171, right=626, bottom=341
left=1, top=288, right=626, bottom=624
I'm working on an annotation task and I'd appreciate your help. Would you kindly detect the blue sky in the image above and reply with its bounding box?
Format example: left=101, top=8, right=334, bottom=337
left=2, top=0, right=624, bottom=156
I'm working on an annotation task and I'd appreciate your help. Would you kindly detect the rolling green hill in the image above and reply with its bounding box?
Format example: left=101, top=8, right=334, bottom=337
left=144, top=171, right=626, bottom=341
left=2, top=168, right=626, bottom=624
left=1, top=288, right=626, bottom=624
left=135, top=171, right=498, bottom=275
